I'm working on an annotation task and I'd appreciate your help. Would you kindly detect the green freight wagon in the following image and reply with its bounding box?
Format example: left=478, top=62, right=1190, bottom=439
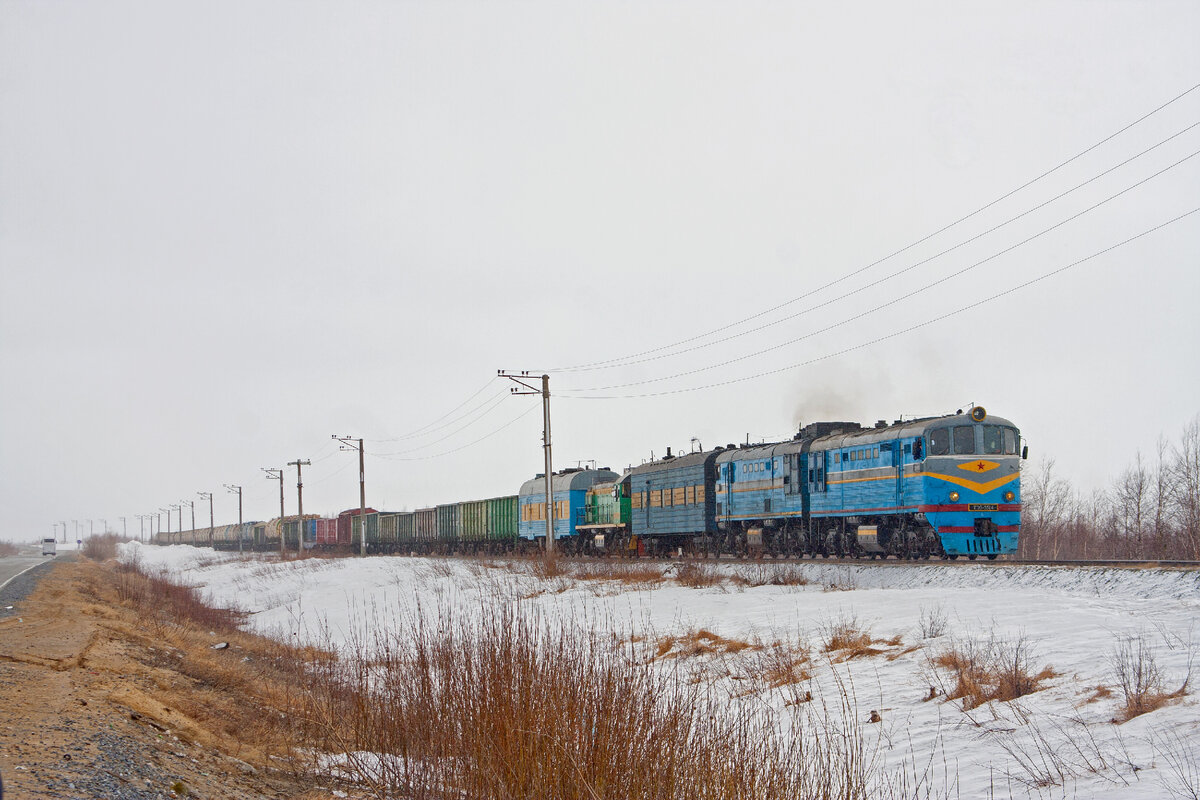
left=436, top=504, right=462, bottom=550
left=486, top=495, right=519, bottom=550
left=395, top=512, right=417, bottom=550
left=351, top=513, right=380, bottom=551
left=460, top=498, right=489, bottom=546
left=377, top=512, right=399, bottom=552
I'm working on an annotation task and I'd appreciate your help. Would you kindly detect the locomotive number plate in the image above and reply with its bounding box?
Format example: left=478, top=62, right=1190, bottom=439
left=968, top=503, right=998, bottom=511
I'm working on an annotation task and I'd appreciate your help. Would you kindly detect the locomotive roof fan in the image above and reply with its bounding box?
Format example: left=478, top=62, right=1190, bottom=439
left=970, top=406, right=987, bottom=422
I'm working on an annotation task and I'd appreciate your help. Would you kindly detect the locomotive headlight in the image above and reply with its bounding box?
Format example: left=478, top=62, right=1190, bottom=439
left=1004, top=491, right=1015, bottom=502
left=949, top=491, right=960, bottom=503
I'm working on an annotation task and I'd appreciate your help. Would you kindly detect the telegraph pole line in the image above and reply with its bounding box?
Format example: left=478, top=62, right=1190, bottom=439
left=198, top=492, right=213, bottom=548
left=333, top=435, right=367, bottom=557
left=225, top=485, right=243, bottom=553
left=287, top=459, right=311, bottom=558
left=497, top=370, right=556, bottom=557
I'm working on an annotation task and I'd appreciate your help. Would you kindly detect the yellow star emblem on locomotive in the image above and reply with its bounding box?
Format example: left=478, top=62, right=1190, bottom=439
left=957, top=460, right=999, bottom=473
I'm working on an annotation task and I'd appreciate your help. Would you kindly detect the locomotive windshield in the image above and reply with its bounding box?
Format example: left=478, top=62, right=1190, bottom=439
left=928, top=424, right=1020, bottom=457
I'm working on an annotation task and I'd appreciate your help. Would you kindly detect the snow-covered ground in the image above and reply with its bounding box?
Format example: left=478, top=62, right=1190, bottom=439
left=119, top=542, right=1200, bottom=800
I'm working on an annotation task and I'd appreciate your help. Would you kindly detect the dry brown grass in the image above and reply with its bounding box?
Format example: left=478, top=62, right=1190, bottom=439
left=654, top=629, right=760, bottom=660
left=674, top=561, right=724, bottom=588
left=930, top=634, right=1057, bottom=710
left=570, top=561, right=666, bottom=585
left=287, top=604, right=868, bottom=799
left=732, top=563, right=811, bottom=588
left=820, top=616, right=885, bottom=660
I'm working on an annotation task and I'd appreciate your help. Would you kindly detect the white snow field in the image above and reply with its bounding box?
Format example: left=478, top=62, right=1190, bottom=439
left=119, top=542, right=1200, bottom=800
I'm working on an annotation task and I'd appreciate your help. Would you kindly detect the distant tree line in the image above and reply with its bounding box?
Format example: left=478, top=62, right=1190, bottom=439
left=1018, top=415, right=1200, bottom=561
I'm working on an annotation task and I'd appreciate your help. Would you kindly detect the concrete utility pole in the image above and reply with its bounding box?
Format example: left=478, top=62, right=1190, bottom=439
left=333, top=436, right=367, bottom=556
left=497, top=371, right=555, bottom=556
left=198, top=492, right=213, bottom=547
left=263, top=468, right=284, bottom=555
left=225, top=485, right=243, bottom=553
left=182, top=500, right=195, bottom=540
left=161, top=508, right=173, bottom=543
left=120, top=517, right=127, bottom=538
left=71, top=520, right=78, bottom=543
left=287, top=459, right=311, bottom=558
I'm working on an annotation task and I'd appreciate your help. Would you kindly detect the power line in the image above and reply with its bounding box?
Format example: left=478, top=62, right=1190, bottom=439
left=371, top=378, right=501, bottom=442
left=559, top=205, right=1199, bottom=400
left=370, top=405, right=539, bottom=462
left=546, top=80, right=1200, bottom=374
left=371, top=391, right=511, bottom=456
left=560, top=147, right=1200, bottom=394
left=559, top=119, right=1200, bottom=375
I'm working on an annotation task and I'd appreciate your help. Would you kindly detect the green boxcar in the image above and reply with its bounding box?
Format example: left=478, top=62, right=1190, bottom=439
left=436, top=504, right=461, bottom=543
left=460, top=499, right=488, bottom=543
left=378, top=512, right=399, bottom=546
left=396, top=512, right=416, bottom=546
left=487, top=495, right=519, bottom=542
left=352, top=513, right=380, bottom=546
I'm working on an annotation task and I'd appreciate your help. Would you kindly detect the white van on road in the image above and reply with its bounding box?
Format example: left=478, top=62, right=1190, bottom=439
left=41, top=538, right=56, bottom=556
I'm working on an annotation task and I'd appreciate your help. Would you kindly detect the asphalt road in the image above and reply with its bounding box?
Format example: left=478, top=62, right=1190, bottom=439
left=0, top=549, right=64, bottom=619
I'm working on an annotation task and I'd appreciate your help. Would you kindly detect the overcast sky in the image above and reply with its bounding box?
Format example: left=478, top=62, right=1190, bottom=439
left=2, top=2, right=1198, bottom=541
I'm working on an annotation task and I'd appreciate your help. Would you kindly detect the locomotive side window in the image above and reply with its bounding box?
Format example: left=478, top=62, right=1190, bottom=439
left=982, top=425, right=1003, bottom=455
left=1003, top=427, right=1019, bottom=455
left=952, top=426, right=976, bottom=455
left=928, top=429, right=950, bottom=455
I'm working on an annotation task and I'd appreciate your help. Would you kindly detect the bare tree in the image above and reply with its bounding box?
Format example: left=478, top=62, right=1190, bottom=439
left=1113, top=451, right=1150, bottom=559
left=1172, top=416, right=1200, bottom=560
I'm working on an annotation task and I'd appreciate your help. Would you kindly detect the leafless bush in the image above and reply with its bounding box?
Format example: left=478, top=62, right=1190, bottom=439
left=82, top=533, right=131, bottom=561
left=929, top=632, right=1056, bottom=710
left=1108, top=632, right=1188, bottom=722
left=1155, top=728, right=1200, bottom=800
left=917, top=604, right=948, bottom=639
left=736, top=562, right=811, bottom=587
left=674, top=560, right=723, bottom=588
left=820, top=615, right=885, bottom=660
left=0, top=541, right=19, bottom=557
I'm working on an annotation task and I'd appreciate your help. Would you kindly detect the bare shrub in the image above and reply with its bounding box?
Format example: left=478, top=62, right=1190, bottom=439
left=737, top=563, right=810, bottom=588
left=930, top=633, right=1056, bottom=710
left=675, top=561, right=723, bottom=588
left=570, top=561, right=665, bottom=585
left=83, top=533, right=130, bottom=561
left=1109, top=633, right=1187, bottom=722
left=917, top=603, right=948, bottom=639
left=0, top=541, right=19, bottom=557
left=1155, top=728, right=1200, bottom=800
left=820, top=615, right=884, bottom=660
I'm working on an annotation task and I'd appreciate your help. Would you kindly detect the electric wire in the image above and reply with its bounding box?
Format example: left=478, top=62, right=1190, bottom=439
left=371, top=391, right=512, bottom=456
left=371, top=377, right=500, bottom=442
left=559, top=206, right=1200, bottom=399
left=559, top=120, right=1200, bottom=375
left=545, top=80, right=1200, bottom=374
left=559, top=147, right=1200, bottom=394
left=370, top=404, right=540, bottom=462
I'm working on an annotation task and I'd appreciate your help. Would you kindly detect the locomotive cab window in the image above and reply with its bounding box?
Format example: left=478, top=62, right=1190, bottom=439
left=982, top=425, right=1003, bottom=455
left=952, top=426, right=976, bottom=455
left=1003, top=427, right=1019, bottom=455
left=928, top=428, right=950, bottom=455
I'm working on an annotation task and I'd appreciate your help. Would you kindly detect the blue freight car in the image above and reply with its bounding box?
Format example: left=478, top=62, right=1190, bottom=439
left=518, top=467, right=619, bottom=552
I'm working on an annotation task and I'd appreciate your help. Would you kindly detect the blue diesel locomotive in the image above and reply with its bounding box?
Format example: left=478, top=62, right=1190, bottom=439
left=619, top=407, right=1022, bottom=560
